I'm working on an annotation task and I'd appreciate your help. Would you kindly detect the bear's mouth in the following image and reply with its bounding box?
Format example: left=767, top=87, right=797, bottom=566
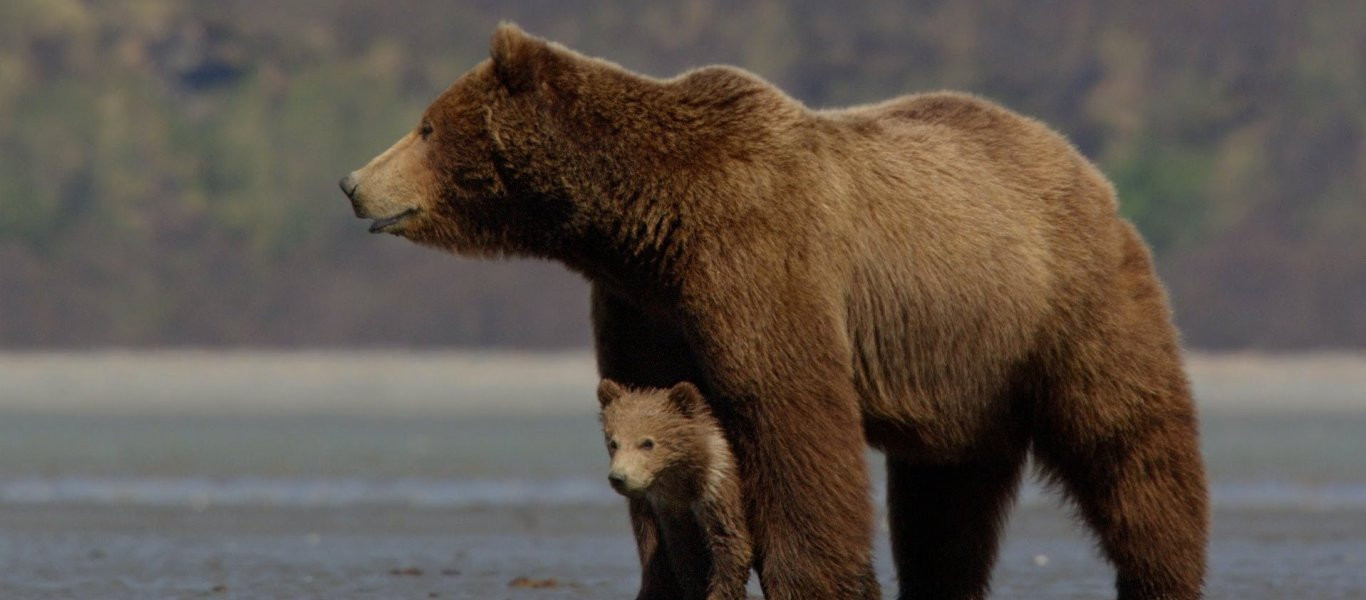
left=368, top=208, right=419, bottom=234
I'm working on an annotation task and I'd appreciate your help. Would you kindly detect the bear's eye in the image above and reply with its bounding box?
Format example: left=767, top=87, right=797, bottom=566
left=607, top=440, right=618, bottom=453
left=419, top=122, right=434, bottom=140
left=639, top=439, right=655, bottom=451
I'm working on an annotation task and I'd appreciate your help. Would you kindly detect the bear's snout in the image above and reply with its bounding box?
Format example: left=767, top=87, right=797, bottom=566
left=339, top=174, right=365, bottom=217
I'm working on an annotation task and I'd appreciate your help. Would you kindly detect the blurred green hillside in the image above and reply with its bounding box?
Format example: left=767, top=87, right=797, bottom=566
left=1, top=0, right=1363, bottom=349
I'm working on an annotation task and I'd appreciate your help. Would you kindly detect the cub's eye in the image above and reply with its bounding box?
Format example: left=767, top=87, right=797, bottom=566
left=607, top=440, right=618, bottom=453
left=639, top=439, right=655, bottom=451
left=419, top=122, right=434, bottom=140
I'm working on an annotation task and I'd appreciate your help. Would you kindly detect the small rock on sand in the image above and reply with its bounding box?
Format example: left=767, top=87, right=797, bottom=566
left=508, top=576, right=560, bottom=589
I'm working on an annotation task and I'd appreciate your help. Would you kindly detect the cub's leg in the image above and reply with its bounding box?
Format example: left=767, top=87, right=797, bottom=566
left=696, top=470, right=752, bottom=600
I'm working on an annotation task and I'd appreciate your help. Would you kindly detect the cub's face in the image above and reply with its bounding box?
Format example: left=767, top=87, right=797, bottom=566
left=598, top=380, right=710, bottom=498
left=603, top=413, right=671, bottom=497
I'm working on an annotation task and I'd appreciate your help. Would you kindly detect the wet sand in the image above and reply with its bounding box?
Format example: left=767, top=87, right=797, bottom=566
left=2, top=502, right=1363, bottom=599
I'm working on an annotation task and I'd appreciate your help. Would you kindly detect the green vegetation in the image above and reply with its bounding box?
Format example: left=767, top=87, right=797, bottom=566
left=1, top=1, right=1362, bottom=349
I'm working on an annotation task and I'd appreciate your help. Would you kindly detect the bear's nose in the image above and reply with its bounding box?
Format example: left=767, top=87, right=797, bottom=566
left=338, top=174, right=358, bottom=199
left=608, top=473, right=627, bottom=492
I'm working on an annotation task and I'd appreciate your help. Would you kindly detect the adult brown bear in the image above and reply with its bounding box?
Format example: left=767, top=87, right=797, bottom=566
left=340, top=24, right=1208, bottom=600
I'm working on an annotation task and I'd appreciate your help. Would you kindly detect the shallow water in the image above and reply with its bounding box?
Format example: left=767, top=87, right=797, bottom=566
left=2, top=411, right=1366, bottom=511
left=0, top=351, right=1363, bottom=598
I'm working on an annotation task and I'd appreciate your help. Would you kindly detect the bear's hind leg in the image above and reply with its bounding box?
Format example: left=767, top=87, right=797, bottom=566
left=886, top=446, right=1027, bottom=600
left=1032, top=280, right=1209, bottom=599
left=1032, top=387, right=1208, bottom=599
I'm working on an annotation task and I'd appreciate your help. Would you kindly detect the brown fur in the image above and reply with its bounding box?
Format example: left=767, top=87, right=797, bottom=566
left=599, top=380, right=752, bottom=600
left=341, top=23, right=1209, bottom=600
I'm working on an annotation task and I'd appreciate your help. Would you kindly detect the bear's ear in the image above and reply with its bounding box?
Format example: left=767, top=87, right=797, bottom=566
left=490, top=22, right=562, bottom=95
left=667, top=382, right=708, bottom=418
left=598, top=379, right=625, bottom=409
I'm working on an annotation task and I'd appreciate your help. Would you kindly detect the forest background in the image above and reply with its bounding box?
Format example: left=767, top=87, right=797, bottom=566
left=2, top=0, right=1362, bottom=350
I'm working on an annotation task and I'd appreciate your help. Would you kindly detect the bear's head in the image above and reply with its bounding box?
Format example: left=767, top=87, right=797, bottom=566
left=597, top=379, right=717, bottom=500
left=340, top=23, right=796, bottom=268
left=339, top=24, right=588, bottom=257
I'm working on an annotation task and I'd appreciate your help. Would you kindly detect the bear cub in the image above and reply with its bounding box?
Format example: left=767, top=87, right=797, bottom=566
left=598, top=379, right=751, bottom=600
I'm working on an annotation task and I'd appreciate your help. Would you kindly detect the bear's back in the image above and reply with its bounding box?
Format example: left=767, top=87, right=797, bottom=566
left=831, top=91, right=1111, bottom=212
left=815, top=92, right=1135, bottom=441
left=820, top=90, right=1125, bottom=288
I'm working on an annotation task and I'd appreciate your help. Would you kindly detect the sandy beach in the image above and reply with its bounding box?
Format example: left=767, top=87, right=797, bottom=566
left=2, top=350, right=1362, bottom=415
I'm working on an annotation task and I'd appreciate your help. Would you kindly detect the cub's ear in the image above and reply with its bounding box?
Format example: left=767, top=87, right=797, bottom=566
left=667, top=382, right=708, bottom=418
left=598, top=379, right=625, bottom=409
left=490, top=22, right=561, bottom=94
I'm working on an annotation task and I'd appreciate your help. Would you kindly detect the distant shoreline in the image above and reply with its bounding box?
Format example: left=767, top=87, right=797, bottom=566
left=0, top=350, right=1361, bottom=415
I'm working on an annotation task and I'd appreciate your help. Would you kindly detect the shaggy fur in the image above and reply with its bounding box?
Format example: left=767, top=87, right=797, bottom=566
left=599, top=380, right=751, bottom=600
left=341, top=23, right=1209, bottom=600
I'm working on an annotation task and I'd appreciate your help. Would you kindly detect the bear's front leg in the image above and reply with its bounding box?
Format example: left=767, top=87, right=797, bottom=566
left=690, top=300, right=881, bottom=600
left=733, top=379, right=880, bottom=600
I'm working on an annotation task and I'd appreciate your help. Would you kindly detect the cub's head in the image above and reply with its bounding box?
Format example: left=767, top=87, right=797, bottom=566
left=597, top=379, right=714, bottom=498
